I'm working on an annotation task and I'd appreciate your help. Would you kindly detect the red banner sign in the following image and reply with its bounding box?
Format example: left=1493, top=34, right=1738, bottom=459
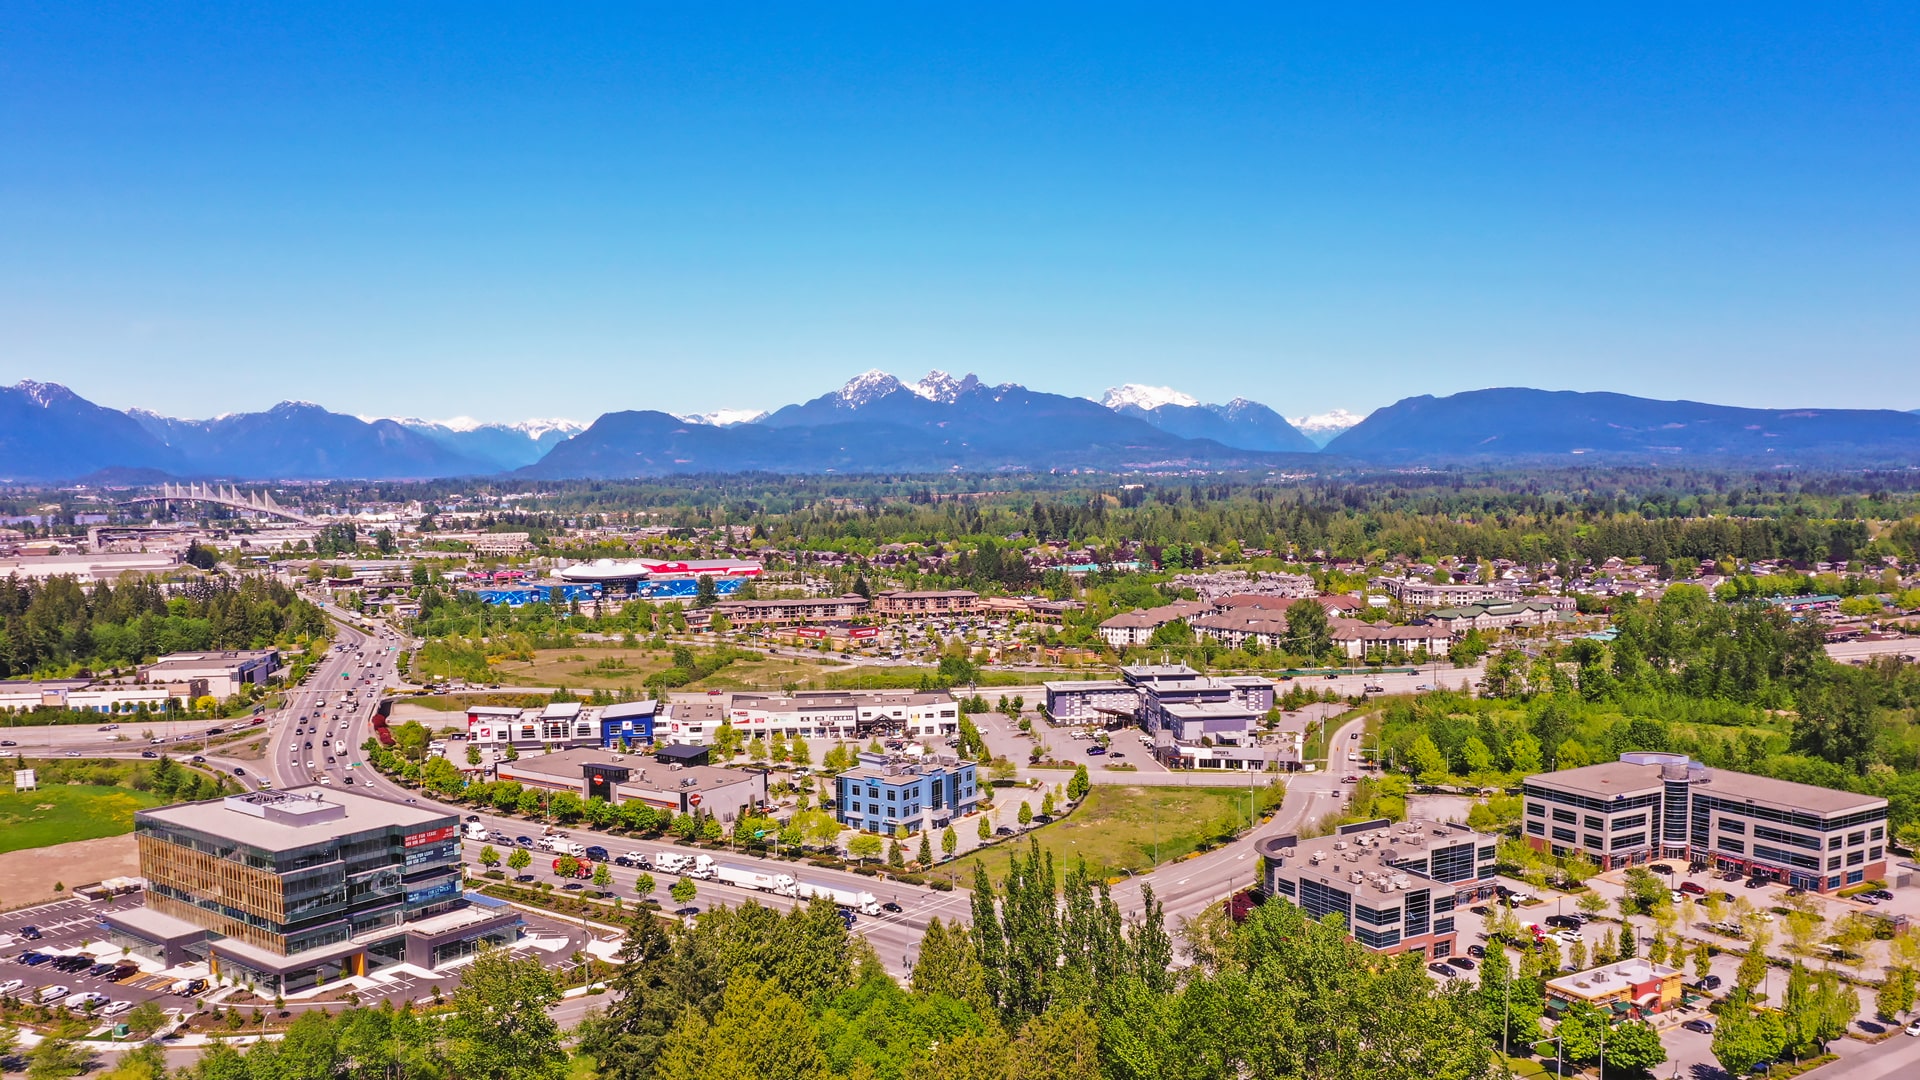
left=403, top=825, right=456, bottom=848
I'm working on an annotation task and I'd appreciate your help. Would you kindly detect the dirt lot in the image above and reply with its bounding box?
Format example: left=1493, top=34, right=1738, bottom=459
left=0, top=834, right=140, bottom=910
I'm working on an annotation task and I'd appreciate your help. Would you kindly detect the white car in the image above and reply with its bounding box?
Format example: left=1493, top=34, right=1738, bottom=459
left=318, top=775, right=333, bottom=785
left=37, top=984, right=70, bottom=1003
left=1549, top=930, right=1582, bottom=946
left=0, top=978, right=23, bottom=995
left=306, top=761, right=315, bottom=769
left=100, top=999, right=134, bottom=1016
left=1906, top=1018, right=1920, bottom=1036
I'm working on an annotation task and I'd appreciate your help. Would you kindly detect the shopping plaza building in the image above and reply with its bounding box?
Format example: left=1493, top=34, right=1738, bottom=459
left=104, top=788, right=520, bottom=993
left=1521, top=753, right=1889, bottom=892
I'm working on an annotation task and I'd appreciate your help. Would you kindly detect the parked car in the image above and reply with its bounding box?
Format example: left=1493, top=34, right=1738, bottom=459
left=0, top=978, right=23, bottom=995
left=1466, top=944, right=1486, bottom=958
left=1680, top=881, right=1707, bottom=895
left=1681, top=1019, right=1715, bottom=1034
left=1696, top=975, right=1722, bottom=991
left=1086, top=746, right=1106, bottom=756
left=1650, top=863, right=1674, bottom=874
left=1545, top=915, right=1582, bottom=930
left=36, top=985, right=70, bottom=1003
left=1446, top=956, right=1475, bottom=970
left=1427, top=963, right=1456, bottom=978
left=100, top=999, right=134, bottom=1016
left=18, top=926, right=40, bottom=940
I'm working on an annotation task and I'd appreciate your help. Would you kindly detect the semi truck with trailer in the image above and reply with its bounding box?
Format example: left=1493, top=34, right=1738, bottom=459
left=794, top=880, right=881, bottom=915
left=711, top=864, right=799, bottom=896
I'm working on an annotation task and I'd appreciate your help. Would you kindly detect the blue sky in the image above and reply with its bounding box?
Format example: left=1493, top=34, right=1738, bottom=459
left=4, top=4, right=1917, bottom=423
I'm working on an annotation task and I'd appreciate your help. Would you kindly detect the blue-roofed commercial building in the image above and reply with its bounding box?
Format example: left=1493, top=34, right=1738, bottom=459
left=834, top=751, right=980, bottom=834
left=598, top=700, right=659, bottom=748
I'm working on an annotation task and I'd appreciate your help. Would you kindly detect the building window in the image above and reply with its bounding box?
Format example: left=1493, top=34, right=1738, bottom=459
left=1526, top=821, right=1545, bottom=836
left=1552, top=827, right=1576, bottom=843
left=1583, top=835, right=1603, bottom=850
left=1827, top=856, right=1841, bottom=871
left=1719, top=819, right=1745, bottom=835
left=1871, top=826, right=1884, bottom=841
left=1584, top=816, right=1603, bottom=831
left=1719, top=839, right=1744, bottom=854
left=1526, top=804, right=1545, bottom=818
left=1848, top=831, right=1865, bottom=846
left=1552, top=808, right=1575, bottom=824
left=1847, top=851, right=1864, bottom=866
left=1610, top=832, right=1646, bottom=851
left=1847, top=869, right=1865, bottom=885
left=1870, top=846, right=1883, bottom=860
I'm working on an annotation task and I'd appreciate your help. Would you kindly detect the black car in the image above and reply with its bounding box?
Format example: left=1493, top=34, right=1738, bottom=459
left=675, top=907, right=701, bottom=918
left=191, top=755, right=206, bottom=763
left=1720, top=870, right=1744, bottom=882
left=233, top=767, right=245, bottom=776
left=516, top=836, right=534, bottom=847
left=561, top=883, right=584, bottom=892
left=1467, top=944, right=1486, bottom=958
left=1546, top=915, right=1582, bottom=929
left=1744, top=877, right=1768, bottom=889
left=465, top=815, right=481, bottom=822
left=88, top=962, right=117, bottom=978
left=104, top=966, right=137, bottom=982
left=614, top=855, right=638, bottom=868
left=1031, top=814, right=1053, bottom=825
left=1865, top=889, right=1895, bottom=901
left=1650, top=863, right=1674, bottom=874
left=1427, top=963, right=1456, bottom=977
left=584, top=846, right=609, bottom=862
left=140, top=750, right=157, bottom=759
left=1446, top=957, right=1476, bottom=970
left=18, top=926, right=40, bottom=940
left=881, top=902, right=903, bottom=913
left=1696, top=975, right=1722, bottom=991
left=995, top=826, right=1015, bottom=837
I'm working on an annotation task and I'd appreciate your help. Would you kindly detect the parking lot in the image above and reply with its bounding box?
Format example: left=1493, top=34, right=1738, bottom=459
left=0, top=894, right=193, bottom=1025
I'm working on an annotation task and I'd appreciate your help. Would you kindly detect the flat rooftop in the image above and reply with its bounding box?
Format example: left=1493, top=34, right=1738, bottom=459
left=1528, top=761, right=1886, bottom=815
left=138, top=787, right=451, bottom=851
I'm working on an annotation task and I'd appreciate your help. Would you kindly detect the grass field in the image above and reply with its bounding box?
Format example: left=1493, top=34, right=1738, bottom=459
left=0, top=785, right=168, bottom=854
left=949, top=782, right=1288, bottom=884
left=480, top=646, right=848, bottom=692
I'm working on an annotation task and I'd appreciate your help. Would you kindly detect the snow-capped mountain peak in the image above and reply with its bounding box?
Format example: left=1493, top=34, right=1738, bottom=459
left=906, top=370, right=981, bottom=404
left=509, top=418, right=588, bottom=441
left=837, top=369, right=907, bottom=407
left=1100, top=383, right=1200, bottom=412
left=676, top=409, right=766, bottom=427
left=1287, top=408, right=1365, bottom=446
left=12, top=380, right=78, bottom=408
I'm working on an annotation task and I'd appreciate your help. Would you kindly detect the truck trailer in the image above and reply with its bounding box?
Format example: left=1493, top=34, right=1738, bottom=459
left=712, top=864, right=798, bottom=896
left=794, top=880, right=881, bottom=915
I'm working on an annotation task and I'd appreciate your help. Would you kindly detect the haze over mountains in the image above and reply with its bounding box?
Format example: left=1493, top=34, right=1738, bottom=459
left=2, top=375, right=1917, bottom=483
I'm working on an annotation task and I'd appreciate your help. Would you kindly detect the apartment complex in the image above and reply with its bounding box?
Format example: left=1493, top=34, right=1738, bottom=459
left=833, top=750, right=980, bottom=834
left=1096, top=600, right=1211, bottom=648
left=108, top=789, right=519, bottom=993
left=1522, top=753, right=1889, bottom=892
left=870, top=589, right=980, bottom=616
left=710, top=594, right=870, bottom=626
left=1370, top=577, right=1521, bottom=607
left=1256, top=818, right=1500, bottom=960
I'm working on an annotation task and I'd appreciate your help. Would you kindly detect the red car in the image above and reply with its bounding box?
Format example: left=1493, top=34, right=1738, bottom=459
left=1679, top=881, right=1707, bottom=895
left=1341, top=776, right=1361, bottom=784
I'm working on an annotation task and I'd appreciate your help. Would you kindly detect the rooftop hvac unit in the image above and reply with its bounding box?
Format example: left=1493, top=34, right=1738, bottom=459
left=1309, top=851, right=1325, bottom=864
left=1349, top=871, right=1364, bottom=883
left=1333, top=841, right=1348, bottom=851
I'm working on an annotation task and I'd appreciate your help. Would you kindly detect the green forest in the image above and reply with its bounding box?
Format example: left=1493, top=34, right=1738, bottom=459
left=0, top=575, right=329, bottom=680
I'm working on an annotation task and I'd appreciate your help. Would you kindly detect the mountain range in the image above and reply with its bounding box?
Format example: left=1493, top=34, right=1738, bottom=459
left=2, top=376, right=1917, bottom=483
